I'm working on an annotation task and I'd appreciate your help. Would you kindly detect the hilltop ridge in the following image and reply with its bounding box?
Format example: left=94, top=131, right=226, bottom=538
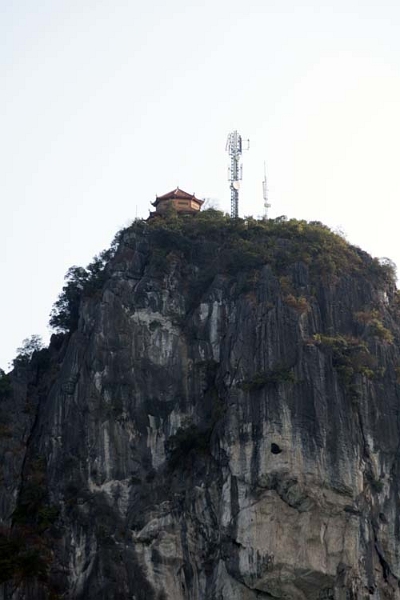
left=2, top=212, right=400, bottom=599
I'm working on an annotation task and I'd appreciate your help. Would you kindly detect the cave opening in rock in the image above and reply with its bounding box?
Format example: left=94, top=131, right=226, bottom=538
left=271, top=443, right=282, bottom=454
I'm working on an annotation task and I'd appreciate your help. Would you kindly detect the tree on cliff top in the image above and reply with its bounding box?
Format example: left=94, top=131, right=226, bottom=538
left=49, top=235, right=121, bottom=334
left=12, top=335, right=44, bottom=368
left=48, top=213, right=397, bottom=334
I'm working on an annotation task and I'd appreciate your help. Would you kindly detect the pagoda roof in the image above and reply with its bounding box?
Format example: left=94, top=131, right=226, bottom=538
left=152, top=187, right=204, bottom=207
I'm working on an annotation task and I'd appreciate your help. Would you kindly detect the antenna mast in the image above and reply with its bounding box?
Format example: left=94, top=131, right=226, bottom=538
left=226, top=130, right=249, bottom=218
left=262, top=162, right=271, bottom=220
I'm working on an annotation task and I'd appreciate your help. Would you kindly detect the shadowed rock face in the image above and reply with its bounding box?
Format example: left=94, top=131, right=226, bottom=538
left=2, top=220, right=400, bottom=599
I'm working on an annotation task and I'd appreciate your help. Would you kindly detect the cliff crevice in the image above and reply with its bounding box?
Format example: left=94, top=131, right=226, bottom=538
left=1, top=213, right=400, bottom=599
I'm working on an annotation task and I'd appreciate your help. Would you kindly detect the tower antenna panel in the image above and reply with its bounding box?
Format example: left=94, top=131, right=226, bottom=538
left=226, top=130, right=249, bottom=218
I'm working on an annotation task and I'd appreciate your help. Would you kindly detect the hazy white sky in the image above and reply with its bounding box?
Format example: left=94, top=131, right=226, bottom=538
left=2, top=0, right=400, bottom=369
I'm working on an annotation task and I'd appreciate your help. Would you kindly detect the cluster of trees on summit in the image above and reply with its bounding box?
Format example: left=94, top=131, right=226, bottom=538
left=7, top=210, right=398, bottom=369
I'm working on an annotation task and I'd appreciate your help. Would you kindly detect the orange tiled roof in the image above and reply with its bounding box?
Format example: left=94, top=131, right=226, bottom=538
left=152, top=187, right=204, bottom=207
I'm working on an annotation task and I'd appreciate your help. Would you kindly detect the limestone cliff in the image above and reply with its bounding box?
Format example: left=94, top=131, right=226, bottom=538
left=2, top=213, right=400, bottom=599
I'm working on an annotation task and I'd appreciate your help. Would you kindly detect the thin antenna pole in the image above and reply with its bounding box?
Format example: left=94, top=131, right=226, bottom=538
left=226, top=130, right=249, bottom=218
left=262, top=161, right=271, bottom=220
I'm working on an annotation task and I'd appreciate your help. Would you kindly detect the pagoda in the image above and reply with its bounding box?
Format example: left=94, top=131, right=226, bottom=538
left=149, top=187, right=204, bottom=218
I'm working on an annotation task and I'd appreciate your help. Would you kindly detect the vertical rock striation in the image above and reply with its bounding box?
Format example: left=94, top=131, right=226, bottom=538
left=2, top=215, right=400, bottom=599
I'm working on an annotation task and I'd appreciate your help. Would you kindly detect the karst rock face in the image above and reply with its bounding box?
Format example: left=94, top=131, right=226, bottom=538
left=2, top=216, right=400, bottom=600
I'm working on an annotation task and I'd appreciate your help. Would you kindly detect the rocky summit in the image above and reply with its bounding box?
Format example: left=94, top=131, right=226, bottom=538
left=2, top=211, right=400, bottom=599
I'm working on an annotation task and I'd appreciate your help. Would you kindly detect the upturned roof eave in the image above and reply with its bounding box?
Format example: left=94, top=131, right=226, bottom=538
left=152, top=187, right=204, bottom=207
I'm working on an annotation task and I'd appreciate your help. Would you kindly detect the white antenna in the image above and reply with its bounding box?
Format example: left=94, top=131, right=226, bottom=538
left=262, top=161, right=271, bottom=220
left=226, top=130, right=249, bottom=218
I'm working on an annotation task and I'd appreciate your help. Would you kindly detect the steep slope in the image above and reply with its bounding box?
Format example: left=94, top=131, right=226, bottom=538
left=2, top=212, right=400, bottom=599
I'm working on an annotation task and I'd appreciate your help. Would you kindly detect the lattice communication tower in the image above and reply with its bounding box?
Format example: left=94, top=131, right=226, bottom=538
left=226, top=130, right=249, bottom=218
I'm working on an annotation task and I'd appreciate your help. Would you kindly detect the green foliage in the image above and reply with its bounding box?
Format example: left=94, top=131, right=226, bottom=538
left=283, top=294, right=310, bottom=314
left=139, top=211, right=396, bottom=294
left=239, top=367, right=296, bottom=391
left=0, top=369, right=11, bottom=400
left=368, top=476, right=384, bottom=493
left=49, top=234, right=121, bottom=333
left=355, top=309, right=380, bottom=325
left=49, top=266, right=92, bottom=333
left=355, top=310, right=394, bottom=343
left=370, top=321, right=394, bottom=343
left=375, top=257, right=396, bottom=283
left=49, top=212, right=397, bottom=333
left=313, top=334, right=378, bottom=385
left=12, top=335, right=44, bottom=368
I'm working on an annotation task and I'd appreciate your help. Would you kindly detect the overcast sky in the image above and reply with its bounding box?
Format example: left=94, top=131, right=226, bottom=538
left=2, top=0, right=400, bottom=369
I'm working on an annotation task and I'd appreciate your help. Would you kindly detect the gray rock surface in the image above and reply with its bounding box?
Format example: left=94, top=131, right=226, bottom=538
left=2, top=219, right=400, bottom=599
